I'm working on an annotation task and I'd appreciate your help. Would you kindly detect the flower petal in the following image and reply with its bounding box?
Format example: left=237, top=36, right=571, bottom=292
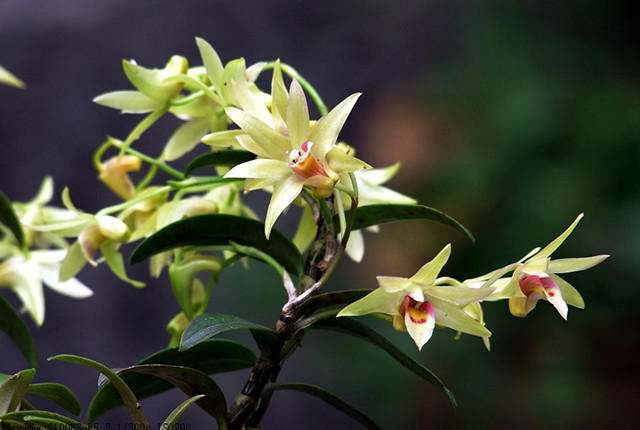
left=225, top=107, right=290, bottom=161
left=405, top=302, right=435, bottom=350
left=536, top=213, right=583, bottom=259
left=201, top=129, right=245, bottom=148
left=549, top=273, right=585, bottom=309
left=410, top=244, right=451, bottom=286
left=286, top=78, right=310, bottom=148
left=0, top=258, right=45, bottom=325
left=357, top=162, right=401, bottom=185
left=271, top=60, right=289, bottom=127
left=486, top=266, right=526, bottom=300
left=93, top=90, right=161, bottom=114
left=376, top=276, right=413, bottom=293
left=541, top=277, right=568, bottom=320
left=325, top=146, right=371, bottom=174
left=264, top=174, right=305, bottom=238
left=38, top=262, right=93, bottom=298
left=429, top=296, right=492, bottom=338
left=195, top=37, right=224, bottom=92
left=232, top=79, right=273, bottom=126
left=225, top=159, right=291, bottom=180
left=59, top=241, right=88, bottom=281
left=163, top=117, right=210, bottom=161
left=547, top=255, right=609, bottom=274
left=308, top=93, right=361, bottom=155
left=345, top=229, right=365, bottom=262
left=337, top=288, right=402, bottom=317
left=426, top=285, right=494, bottom=305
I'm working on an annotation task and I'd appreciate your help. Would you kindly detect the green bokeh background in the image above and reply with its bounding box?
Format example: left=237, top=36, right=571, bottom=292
left=1, top=1, right=637, bottom=428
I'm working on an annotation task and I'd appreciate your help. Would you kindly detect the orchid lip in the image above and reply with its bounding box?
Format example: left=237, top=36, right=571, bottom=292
left=288, top=141, right=329, bottom=179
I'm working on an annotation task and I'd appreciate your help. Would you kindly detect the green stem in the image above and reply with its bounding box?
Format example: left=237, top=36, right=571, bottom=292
left=119, top=107, right=168, bottom=156
left=136, top=164, right=158, bottom=191
left=96, top=186, right=171, bottom=216
left=169, top=91, right=205, bottom=107
left=109, top=139, right=185, bottom=180
left=163, top=74, right=223, bottom=105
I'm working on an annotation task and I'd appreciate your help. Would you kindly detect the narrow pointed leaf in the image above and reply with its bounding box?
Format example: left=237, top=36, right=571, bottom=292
left=26, top=383, right=81, bottom=416
left=0, top=369, right=35, bottom=414
left=119, top=365, right=228, bottom=429
left=337, top=204, right=474, bottom=244
left=264, top=382, right=383, bottom=430
left=130, top=214, right=303, bottom=277
left=49, top=354, right=149, bottom=427
left=161, top=394, right=205, bottom=427
left=87, top=339, right=256, bottom=422
left=181, top=313, right=272, bottom=351
left=0, top=294, right=37, bottom=368
left=0, top=411, right=93, bottom=430
left=310, top=317, right=457, bottom=408
left=0, top=188, right=25, bottom=248
left=185, top=150, right=257, bottom=176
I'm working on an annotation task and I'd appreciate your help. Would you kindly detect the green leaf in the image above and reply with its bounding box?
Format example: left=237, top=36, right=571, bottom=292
left=338, top=204, right=475, bottom=244
left=310, top=317, right=457, bottom=409
left=87, top=339, right=256, bottom=422
left=0, top=411, right=92, bottom=430
left=130, top=214, right=304, bottom=277
left=120, top=365, right=228, bottom=429
left=49, top=354, right=149, bottom=428
left=0, top=369, right=35, bottom=414
left=0, top=294, right=37, bottom=368
left=185, top=150, right=257, bottom=176
left=0, top=188, right=25, bottom=248
left=180, top=313, right=273, bottom=351
left=161, top=394, right=205, bottom=427
left=264, top=382, right=383, bottom=430
left=25, top=383, right=81, bottom=416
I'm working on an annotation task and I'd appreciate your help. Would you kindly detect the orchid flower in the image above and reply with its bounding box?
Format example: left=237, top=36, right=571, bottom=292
left=224, top=73, right=370, bottom=238
left=25, top=188, right=136, bottom=285
left=0, top=250, right=92, bottom=326
left=338, top=244, right=493, bottom=350
left=483, top=214, right=609, bottom=319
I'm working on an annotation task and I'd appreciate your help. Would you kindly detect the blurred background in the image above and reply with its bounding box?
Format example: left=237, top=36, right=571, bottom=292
left=1, top=1, right=638, bottom=428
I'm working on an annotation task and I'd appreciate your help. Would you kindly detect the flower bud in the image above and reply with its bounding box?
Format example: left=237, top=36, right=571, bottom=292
left=169, top=254, right=222, bottom=318
left=98, top=154, right=142, bottom=200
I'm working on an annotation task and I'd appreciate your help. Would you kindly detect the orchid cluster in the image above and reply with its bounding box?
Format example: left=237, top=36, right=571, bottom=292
left=0, top=41, right=607, bottom=429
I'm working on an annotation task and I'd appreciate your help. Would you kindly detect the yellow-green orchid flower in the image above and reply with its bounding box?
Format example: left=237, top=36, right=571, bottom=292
left=224, top=76, right=370, bottom=238
left=338, top=244, right=493, bottom=350
left=484, top=214, right=609, bottom=319
left=0, top=250, right=92, bottom=326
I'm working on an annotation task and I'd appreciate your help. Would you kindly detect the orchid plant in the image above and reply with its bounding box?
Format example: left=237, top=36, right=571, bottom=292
left=0, top=40, right=608, bottom=429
